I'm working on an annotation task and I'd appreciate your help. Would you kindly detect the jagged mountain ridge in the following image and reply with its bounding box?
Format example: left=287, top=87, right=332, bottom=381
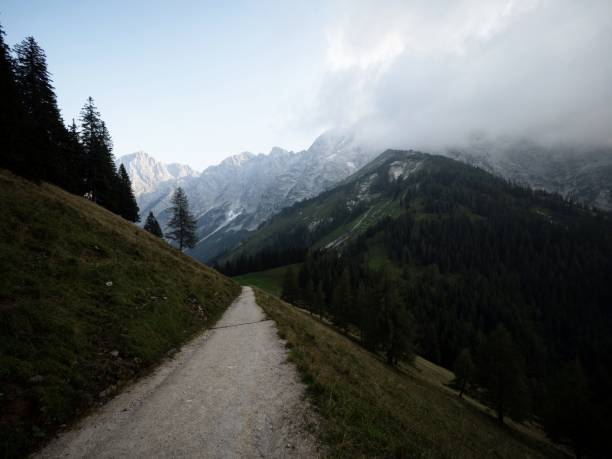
left=118, top=151, right=198, bottom=196
left=119, top=133, right=612, bottom=264
left=220, top=146, right=612, bottom=265
left=445, top=138, right=612, bottom=211
left=118, top=130, right=377, bottom=262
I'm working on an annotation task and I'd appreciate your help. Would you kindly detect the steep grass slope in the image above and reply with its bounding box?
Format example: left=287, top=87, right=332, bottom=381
left=0, top=170, right=240, bottom=457
left=255, top=289, right=563, bottom=458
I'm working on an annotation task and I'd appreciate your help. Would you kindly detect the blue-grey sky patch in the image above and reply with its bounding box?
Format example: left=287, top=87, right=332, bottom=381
left=2, top=0, right=610, bottom=168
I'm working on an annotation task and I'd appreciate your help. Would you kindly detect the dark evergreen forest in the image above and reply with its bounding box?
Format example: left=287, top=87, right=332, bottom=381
left=220, top=152, right=612, bottom=456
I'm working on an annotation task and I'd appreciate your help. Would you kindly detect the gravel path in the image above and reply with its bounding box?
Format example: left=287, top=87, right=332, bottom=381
left=37, top=287, right=322, bottom=458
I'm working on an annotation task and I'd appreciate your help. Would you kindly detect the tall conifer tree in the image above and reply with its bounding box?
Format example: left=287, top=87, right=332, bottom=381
left=13, top=36, right=75, bottom=187
left=117, top=164, right=139, bottom=221
left=79, top=97, right=120, bottom=211
left=476, top=327, right=530, bottom=423
left=0, top=23, right=27, bottom=176
left=65, top=118, right=86, bottom=194
left=281, top=266, right=300, bottom=303
left=379, top=270, right=416, bottom=366
left=167, top=187, right=197, bottom=251
left=543, top=360, right=597, bottom=459
left=453, top=348, right=474, bottom=398
left=331, top=269, right=351, bottom=330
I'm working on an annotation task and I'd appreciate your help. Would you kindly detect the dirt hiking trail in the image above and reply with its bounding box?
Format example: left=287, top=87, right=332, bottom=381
left=37, top=287, right=321, bottom=458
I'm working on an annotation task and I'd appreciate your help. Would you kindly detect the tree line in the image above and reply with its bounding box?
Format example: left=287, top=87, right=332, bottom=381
left=134, top=189, right=198, bottom=252
left=0, top=22, right=200, bottom=251
left=0, top=24, right=139, bottom=221
left=281, top=220, right=609, bottom=456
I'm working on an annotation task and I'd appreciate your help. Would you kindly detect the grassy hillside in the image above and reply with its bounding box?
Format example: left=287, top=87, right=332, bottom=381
left=255, top=289, right=563, bottom=459
left=233, top=263, right=300, bottom=296
left=0, top=170, right=241, bottom=458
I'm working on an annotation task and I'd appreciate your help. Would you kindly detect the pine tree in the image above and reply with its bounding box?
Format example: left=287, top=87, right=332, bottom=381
left=281, top=266, right=300, bottom=303
left=66, top=118, right=86, bottom=194
left=380, top=272, right=416, bottom=366
left=476, top=327, right=530, bottom=423
left=0, top=23, right=27, bottom=176
left=358, top=282, right=380, bottom=351
left=68, top=118, right=79, bottom=141
left=331, top=269, right=351, bottom=330
left=543, top=361, right=597, bottom=459
left=79, top=97, right=120, bottom=211
left=387, top=305, right=416, bottom=366
left=313, top=283, right=325, bottom=317
left=453, top=348, right=474, bottom=398
left=167, top=187, right=197, bottom=251
left=304, top=278, right=315, bottom=313
left=13, top=36, right=75, bottom=188
left=117, top=164, right=140, bottom=222
left=144, top=212, right=164, bottom=238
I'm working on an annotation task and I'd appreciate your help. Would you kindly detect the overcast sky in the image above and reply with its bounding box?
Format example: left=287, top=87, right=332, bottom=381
left=2, top=0, right=611, bottom=169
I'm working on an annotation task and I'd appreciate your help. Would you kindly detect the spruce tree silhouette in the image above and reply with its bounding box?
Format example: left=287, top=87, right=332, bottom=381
left=167, top=187, right=197, bottom=251
left=144, top=212, right=164, bottom=238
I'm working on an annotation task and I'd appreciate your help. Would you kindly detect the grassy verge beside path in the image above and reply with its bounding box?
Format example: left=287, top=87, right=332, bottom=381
left=254, top=288, right=563, bottom=459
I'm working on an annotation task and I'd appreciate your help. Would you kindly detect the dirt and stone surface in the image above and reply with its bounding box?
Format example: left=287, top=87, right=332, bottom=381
left=37, top=287, right=322, bottom=458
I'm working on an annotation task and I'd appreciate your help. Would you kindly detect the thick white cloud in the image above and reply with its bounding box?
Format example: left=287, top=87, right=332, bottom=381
left=312, top=0, right=612, bottom=150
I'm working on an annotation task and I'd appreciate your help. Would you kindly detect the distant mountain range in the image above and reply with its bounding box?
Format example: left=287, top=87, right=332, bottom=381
left=119, top=151, right=198, bottom=196
left=118, top=132, right=612, bottom=263
left=218, top=147, right=611, bottom=266
left=117, top=130, right=376, bottom=262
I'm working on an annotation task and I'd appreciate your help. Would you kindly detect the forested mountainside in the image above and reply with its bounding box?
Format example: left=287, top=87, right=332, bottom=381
left=220, top=150, right=612, bottom=456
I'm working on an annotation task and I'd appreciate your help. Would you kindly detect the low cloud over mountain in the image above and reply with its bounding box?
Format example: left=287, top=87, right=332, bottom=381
left=311, top=0, right=612, bottom=152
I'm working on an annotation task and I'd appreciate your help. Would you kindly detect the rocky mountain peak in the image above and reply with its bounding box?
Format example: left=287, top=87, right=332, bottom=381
left=117, top=151, right=196, bottom=197
left=123, top=130, right=378, bottom=262
left=221, top=152, right=256, bottom=167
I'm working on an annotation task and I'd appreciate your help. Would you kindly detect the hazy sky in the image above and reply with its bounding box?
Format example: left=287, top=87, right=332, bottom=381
left=2, top=0, right=611, bottom=169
